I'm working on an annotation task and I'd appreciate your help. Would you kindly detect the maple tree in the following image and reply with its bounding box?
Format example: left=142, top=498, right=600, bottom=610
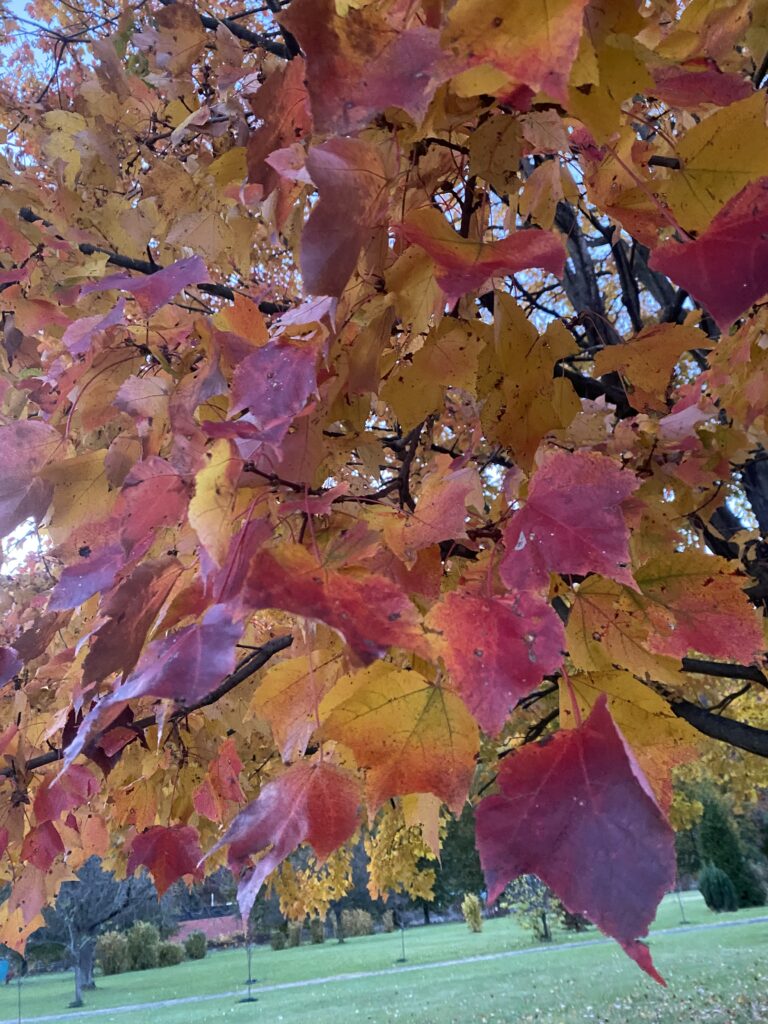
left=0, top=0, right=768, bottom=992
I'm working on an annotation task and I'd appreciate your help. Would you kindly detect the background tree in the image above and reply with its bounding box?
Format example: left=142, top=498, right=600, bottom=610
left=0, top=0, right=767, bottom=993
left=698, top=795, right=765, bottom=908
left=37, top=858, right=158, bottom=1008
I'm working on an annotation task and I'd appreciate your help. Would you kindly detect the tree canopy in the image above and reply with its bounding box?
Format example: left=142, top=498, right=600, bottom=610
left=1, top=0, right=768, bottom=987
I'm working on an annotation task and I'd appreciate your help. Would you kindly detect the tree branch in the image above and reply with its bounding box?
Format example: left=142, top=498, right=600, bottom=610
left=14, top=208, right=287, bottom=316
left=668, top=697, right=768, bottom=758
left=156, top=0, right=291, bottom=58
left=681, top=658, right=768, bottom=689
left=1, top=635, right=293, bottom=778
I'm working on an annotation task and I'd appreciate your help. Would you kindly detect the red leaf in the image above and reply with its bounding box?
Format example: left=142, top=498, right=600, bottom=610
left=244, top=544, right=428, bottom=664
left=62, top=297, right=126, bottom=357
left=501, top=451, right=640, bottom=592
left=246, top=58, right=311, bottom=197
left=280, top=0, right=457, bottom=133
left=213, top=760, right=361, bottom=918
left=229, top=340, right=318, bottom=445
left=112, top=603, right=242, bottom=706
left=127, top=825, right=204, bottom=895
left=398, top=210, right=566, bottom=306
left=426, top=590, right=564, bottom=734
left=650, top=178, right=768, bottom=330
left=301, top=138, right=389, bottom=297
left=21, top=822, right=64, bottom=872
left=48, top=544, right=125, bottom=611
left=650, top=64, right=753, bottom=108
left=34, top=765, right=98, bottom=823
left=0, top=420, right=61, bottom=538
left=111, top=457, right=189, bottom=557
left=476, top=696, right=675, bottom=983
left=193, top=738, right=245, bottom=821
left=0, top=647, right=22, bottom=687
left=81, top=256, right=210, bottom=316
left=82, top=557, right=182, bottom=684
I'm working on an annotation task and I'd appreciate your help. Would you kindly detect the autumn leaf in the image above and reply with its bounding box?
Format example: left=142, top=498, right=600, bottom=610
left=594, top=323, right=711, bottom=411
left=476, top=696, right=675, bottom=983
left=244, top=544, right=429, bottom=664
left=33, top=766, right=99, bottom=824
left=227, top=339, right=319, bottom=445
left=21, top=822, right=64, bottom=873
left=301, top=138, right=389, bottom=297
left=383, top=457, right=483, bottom=564
left=501, top=450, right=640, bottom=591
left=249, top=649, right=343, bottom=761
left=0, top=421, right=62, bottom=538
left=398, top=208, right=566, bottom=306
left=280, top=0, right=457, bottom=133
left=659, top=91, right=768, bottom=234
left=426, top=589, right=564, bottom=735
left=478, top=293, right=579, bottom=468
left=127, top=825, right=204, bottom=895
left=650, top=178, right=768, bottom=330
left=636, top=552, right=765, bottom=662
left=320, top=662, right=478, bottom=813
left=212, top=760, right=361, bottom=918
left=443, top=0, right=590, bottom=104
left=559, top=670, right=700, bottom=810
left=189, top=439, right=242, bottom=566
left=80, top=256, right=211, bottom=316
left=192, top=737, right=245, bottom=823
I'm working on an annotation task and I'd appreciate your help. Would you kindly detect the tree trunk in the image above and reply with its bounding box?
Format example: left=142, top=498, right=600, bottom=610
left=422, top=902, right=431, bottom=925
left=70, top=962, right=84, bottom=1008
left=81, top=941, right=96, bottom=990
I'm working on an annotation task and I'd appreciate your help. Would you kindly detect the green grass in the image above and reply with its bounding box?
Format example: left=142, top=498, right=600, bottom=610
left=0, top=894, right=766, bottom=1024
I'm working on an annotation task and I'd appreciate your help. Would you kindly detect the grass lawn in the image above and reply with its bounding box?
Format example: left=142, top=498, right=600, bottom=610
left=0, top=894, right=765, bottom=1024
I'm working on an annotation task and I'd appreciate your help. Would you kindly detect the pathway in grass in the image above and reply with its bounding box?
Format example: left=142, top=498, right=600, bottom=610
left=3, top=915, right=767, bottom=1024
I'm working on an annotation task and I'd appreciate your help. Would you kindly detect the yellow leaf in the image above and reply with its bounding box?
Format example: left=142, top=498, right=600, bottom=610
left=479, top=292, right=578, bottom=468
left=41, top=450, right=112, bottom=546
left=249, top=648, right=343, bottom=761
left=662, top=92, right=768, bottom=234
left=188, top=439, right=240, bottom=567
left=468, top=116, right=522, bottom=193
left=594, top=323, right=711, bottom=412
left=320, top=662, right=478, bottom=813
left=402, top=793, right=443, bottom=858
left=208, top=147, right=247, bottom=187
left=382, top=319, right=485, bottom=431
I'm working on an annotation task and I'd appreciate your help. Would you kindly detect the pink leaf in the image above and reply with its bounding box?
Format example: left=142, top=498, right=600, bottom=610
left=48, top=544, right=125, bottom=611
left=0, top=420, right=62, bottom=538
left=650, top=64, right=753, bottom=108
left=426, top=590, right=564, bottom=734
left=113, top=604, right=242, bottom=706
left=211, top=760, right=361, bottom=919
left=476, top=695, right=675, bottom=983
left=62, top=298, right=126, bottom=356
left=229, top=340, right=319, bottom=447
left=501, top=450, right=640, bottom=592
left=650, top=178, right=768, bottom=330
left=33, top=765, right=98, bottom=824
left=398, top=210, right=566, bottom=306
left=21, top=822, right=64, bottom=872
left=301, top=138, right=389, bottom=296
left=244, top=545, right=429, bottom=664
left=81, top=256, right=210, bottom=316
